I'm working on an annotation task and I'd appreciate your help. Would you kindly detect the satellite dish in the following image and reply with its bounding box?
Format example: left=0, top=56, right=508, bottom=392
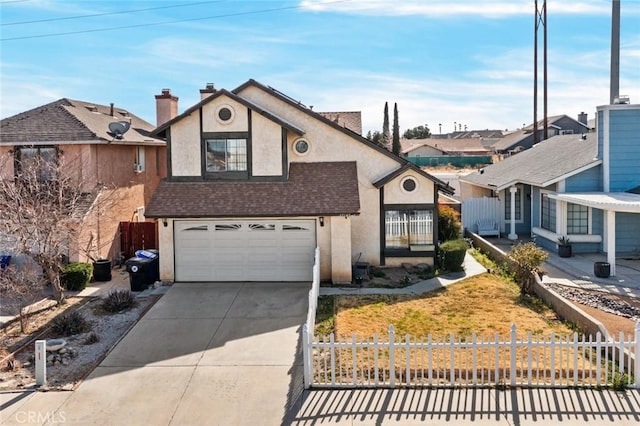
left=108, top=121, right=131, bottom=140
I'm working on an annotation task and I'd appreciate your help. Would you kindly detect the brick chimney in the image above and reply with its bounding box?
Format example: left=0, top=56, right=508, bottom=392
left=199, top=83, right=216, bottom=100
left=155, top=88, right=179, bottom=127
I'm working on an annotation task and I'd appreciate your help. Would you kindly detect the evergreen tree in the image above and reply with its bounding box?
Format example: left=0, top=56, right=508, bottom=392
left=382, top=102, right=390, bottom=150
left=392, top=103, right=401, bottom=155
left=366, top=130, right=384, bottom=146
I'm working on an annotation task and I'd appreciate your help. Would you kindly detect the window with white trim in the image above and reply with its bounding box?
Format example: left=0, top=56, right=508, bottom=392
left=504, top=187, right=523, bottom=221
left=567, top=203, right=588, bottom=234
left=540, top=193, right=556, bottom=232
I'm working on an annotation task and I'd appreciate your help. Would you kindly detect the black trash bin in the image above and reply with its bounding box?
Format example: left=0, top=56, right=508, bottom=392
left=135, top=249, right=159, bottom=284
left=125, top=257, right=153, bottom=291
left=594, top=261, right=611, bottom=278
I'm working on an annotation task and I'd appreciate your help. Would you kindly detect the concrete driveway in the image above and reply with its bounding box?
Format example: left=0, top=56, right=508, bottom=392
left=1, top=282, right=309, bottom=425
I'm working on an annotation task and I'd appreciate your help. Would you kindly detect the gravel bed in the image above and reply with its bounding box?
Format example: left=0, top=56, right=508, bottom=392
left=545, top=282, right=640, bottom=320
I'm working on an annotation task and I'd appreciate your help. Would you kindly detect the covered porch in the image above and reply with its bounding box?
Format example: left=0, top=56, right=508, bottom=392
left=549, top=192, right=640, bottom=277
left=485, top=236, right=640, bottom=297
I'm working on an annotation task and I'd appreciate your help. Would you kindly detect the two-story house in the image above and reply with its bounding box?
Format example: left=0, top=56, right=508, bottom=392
left=0, top=99, right=166, bottom=264
left=145, top=80, right=453, bottom=284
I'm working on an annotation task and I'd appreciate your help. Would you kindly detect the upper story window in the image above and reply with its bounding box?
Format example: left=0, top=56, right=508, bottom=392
left=16, top=146, right=58, bottom=182
left=205, top=138, right=247, bottom=172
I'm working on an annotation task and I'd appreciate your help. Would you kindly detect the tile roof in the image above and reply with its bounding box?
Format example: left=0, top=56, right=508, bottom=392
left=461, top=133, right=600, bottom=191
left=318, top=111, right=362, bottom=135
left=402, top=138, right=491, bottom=155
left=145, top=161, right=361, bottom=218
left=0, top=98, right=163, bottom=145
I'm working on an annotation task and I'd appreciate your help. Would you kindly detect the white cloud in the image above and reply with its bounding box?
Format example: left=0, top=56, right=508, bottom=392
left=299, top=0, right=631, bottom=18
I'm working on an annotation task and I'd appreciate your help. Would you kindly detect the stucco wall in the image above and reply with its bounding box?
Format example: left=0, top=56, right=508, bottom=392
left=383, top=170, right=435, bottom=204
left=2, top=142, right=166, bottom=264
left=251, top=115, right=282, bottom=176
left=171, top=113, right=202, bottom=176
left=459, top=180, right=492, bottom=200
left=201, top=97, right=248, bottom=133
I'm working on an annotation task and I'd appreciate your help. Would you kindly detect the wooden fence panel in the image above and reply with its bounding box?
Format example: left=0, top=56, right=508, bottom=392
left=120, top=221, right=157, bottom=259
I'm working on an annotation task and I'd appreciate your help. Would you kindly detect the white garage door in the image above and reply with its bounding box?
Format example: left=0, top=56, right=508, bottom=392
left=174, top=220, right=316, bottom=282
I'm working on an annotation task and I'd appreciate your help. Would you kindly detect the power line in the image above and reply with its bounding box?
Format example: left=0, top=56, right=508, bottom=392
left=2, top=1, right=226, bottom=26
left=1, top=0, right=353, bottom=41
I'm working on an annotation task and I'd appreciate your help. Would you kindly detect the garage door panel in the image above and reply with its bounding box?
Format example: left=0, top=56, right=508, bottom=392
left=175, top=219, right=315, bottom=282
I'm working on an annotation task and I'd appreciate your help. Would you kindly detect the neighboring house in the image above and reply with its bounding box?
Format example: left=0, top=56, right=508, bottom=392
left=492, top=113, right=590, bottom=155
left=0, top=99, right=166, bottom=263
left=145, top=80, right=453, bottom=284
left=460, top=103, right=640, bottom=276
left=402, top=137, right=493, bottom=169
left=403, top=138, right=491, bottom=156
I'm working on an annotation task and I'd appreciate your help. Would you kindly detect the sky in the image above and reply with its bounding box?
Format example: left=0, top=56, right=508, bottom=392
left=1, top=0, right=639, bottom=135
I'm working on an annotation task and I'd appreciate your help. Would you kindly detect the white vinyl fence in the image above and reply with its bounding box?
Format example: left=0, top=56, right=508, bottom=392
left=462, top=197, right=501, bottom=234
left=303, top=247, right=321, bottom=389
left=302, top=324, right=639, bottom=389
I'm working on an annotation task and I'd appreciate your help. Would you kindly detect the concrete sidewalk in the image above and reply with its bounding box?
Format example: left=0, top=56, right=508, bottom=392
left=285, top=387, right=640, bottom=425
left=320, top=253, right=487, bottom=296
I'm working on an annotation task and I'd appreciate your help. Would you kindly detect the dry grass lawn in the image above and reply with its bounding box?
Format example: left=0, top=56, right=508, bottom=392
left=331, top=273, right=575, bottom=340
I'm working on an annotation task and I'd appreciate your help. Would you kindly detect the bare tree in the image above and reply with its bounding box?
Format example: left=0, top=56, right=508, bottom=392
left=0, top=264, right=46, bottom=333
left=0, top=152, right=88, bottom=304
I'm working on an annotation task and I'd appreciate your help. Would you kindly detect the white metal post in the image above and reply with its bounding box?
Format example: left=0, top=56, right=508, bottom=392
left=35, top=340, right=46, bottom=386
left=635, top=322, right=640, bottom=389
left=302, top=324, right=310, bottom=389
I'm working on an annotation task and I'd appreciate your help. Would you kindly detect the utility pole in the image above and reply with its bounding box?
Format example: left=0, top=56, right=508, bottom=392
left=533, top=0, right=548, bottom=144
left=610, top=0, right=620, bottom=104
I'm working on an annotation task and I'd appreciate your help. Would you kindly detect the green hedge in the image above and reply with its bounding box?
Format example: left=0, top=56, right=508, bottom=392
left=439, top=239, right=467, bottom=272
left=61, top=262, right=93, bottom=291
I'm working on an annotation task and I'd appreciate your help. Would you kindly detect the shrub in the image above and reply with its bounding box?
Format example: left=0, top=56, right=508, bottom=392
left=508, top=242, right=548, bottom=295
left=102, top=289, right=138, bottom=313
left=438, top=205, right=462, bottom=242
left=84, top=332, right=100, bottom=345
left=61, top=262, right=93, bottom=291
left=439, top=238, right=467, bottom=272
left=51, top=311, right=91, bottom=336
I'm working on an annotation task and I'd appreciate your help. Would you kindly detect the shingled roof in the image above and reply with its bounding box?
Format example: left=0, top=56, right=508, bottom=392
left=0, top=98, right=163, bottom=145
left=461, top=133, right=600, bottom=191
left=145, top=161, right=360, bottom=218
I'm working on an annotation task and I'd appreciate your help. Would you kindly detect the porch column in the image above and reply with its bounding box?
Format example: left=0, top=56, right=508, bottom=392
left=508, top=186, right=518, bottom=240
left=330, top=215, right=352, bottom=284
left=606, top=209, right=616, bottom=276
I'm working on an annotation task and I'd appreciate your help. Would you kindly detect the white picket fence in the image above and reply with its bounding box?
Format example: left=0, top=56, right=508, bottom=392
left=302, top=324, right=639, bottom=389
left=303, top=247, right=321, bottom=389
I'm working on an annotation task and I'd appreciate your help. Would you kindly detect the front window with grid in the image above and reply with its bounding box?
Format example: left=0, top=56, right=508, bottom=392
left=567, top=203, right=588, bottom=234
left=504, top=187, right=522, bottom=221
left=541, top=193, right=556, bottom=231
left=205, top=139, right=247, bottom=172
left=385, top=209, right=434, bottom=250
